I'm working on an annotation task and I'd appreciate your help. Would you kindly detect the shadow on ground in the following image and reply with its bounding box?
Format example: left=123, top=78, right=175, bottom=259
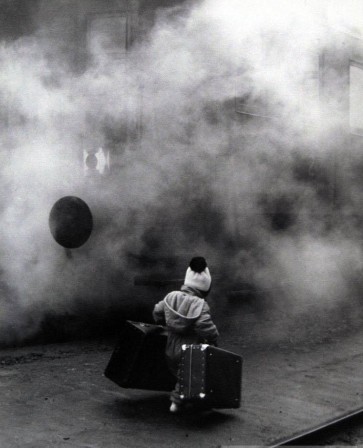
left=104, top=392, right=238, bottom=428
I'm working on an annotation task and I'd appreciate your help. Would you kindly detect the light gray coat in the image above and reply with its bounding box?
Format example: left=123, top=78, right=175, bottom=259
left=153, top=285, right=219, bottom=375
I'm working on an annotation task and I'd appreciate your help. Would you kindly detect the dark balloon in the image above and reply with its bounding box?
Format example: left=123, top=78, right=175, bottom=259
left=49, top=196, right=93, bottom=249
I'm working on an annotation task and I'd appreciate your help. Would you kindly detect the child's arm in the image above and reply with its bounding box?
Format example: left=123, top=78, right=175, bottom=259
left=152, top=300, right=166, bottom=325
left=194, top=302, right=219, bottom=344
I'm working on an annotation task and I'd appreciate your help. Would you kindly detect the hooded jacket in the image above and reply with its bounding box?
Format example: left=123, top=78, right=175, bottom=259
left=153, top=285, right=219, bottom=375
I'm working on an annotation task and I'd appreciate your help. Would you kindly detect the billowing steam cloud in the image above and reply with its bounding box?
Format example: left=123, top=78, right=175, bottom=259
left=0, top=0, right=362, bottom=345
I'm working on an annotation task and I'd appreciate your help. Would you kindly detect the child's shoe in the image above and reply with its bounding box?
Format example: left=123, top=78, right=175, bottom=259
left=169, top=402, right=181, bottom=413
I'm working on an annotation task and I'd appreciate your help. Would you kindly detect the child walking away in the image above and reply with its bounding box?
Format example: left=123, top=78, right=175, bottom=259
left=153, top=257, right=219, bottom=413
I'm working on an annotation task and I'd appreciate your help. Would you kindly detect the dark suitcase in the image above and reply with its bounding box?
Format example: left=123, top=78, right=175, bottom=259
left=104, top=320, right=175, bottom=391
left=179, top=344, right=242, bottom=408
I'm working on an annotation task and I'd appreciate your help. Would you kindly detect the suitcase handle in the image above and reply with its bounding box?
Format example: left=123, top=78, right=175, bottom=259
left=139, top=322, right=164, bottom=333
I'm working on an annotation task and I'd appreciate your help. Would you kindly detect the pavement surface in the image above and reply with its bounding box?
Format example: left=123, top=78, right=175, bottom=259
left=1, top=328, right=363, bottom=448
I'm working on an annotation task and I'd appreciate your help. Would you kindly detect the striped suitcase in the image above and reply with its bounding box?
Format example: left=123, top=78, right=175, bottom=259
left=179, top=344, right=242, bottom=408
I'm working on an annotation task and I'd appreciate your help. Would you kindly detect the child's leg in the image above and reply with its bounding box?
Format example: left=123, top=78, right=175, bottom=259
left=169, top=380, right=183, bottom=412
left=166, top=354, right=184, bottom=412
left=170, top=381, right=182, bottom=404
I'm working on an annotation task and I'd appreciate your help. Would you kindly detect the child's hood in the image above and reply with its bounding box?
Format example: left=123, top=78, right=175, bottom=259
left=163, top=290, right=205, bottom=329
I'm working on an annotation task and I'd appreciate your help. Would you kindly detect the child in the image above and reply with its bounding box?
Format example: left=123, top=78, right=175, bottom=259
left=153, top=256, right=219, bottom=413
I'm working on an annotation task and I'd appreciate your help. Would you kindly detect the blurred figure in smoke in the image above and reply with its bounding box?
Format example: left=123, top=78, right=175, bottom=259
left=153, top=257, right=219, bottom=413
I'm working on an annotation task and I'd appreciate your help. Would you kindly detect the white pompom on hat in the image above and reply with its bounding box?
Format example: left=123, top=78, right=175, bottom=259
left=184, top=257, right=211, bottom=292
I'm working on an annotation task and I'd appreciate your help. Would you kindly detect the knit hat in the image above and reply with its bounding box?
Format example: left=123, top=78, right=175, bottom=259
left=184, top=257, right=211, bottom=292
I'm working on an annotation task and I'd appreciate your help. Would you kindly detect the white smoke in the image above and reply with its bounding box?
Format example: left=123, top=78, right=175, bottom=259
left=0, top=0, right=362, bottom=344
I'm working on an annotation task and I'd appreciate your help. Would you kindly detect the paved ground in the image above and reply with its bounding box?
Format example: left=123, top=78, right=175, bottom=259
left=1, top=328, right=363, bottom=448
